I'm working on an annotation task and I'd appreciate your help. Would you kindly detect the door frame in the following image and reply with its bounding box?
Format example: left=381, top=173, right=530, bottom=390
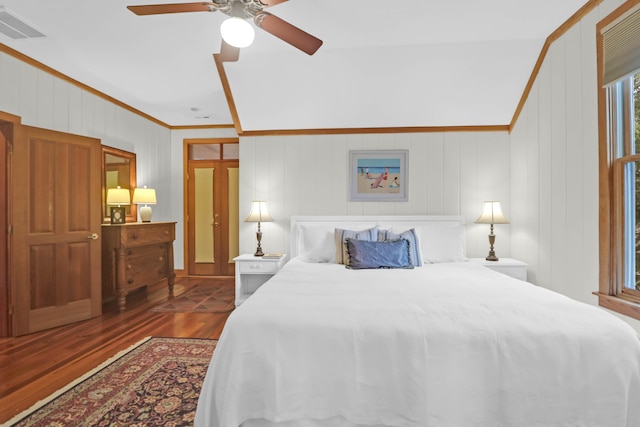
left=186, top=159, right=239, bottom=276
left=0, top=111, right=20, bottom=337
left=182, top=138, right=239, bottom=277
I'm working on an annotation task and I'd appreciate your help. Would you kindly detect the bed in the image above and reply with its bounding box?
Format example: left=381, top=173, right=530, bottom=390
left=195, top=215, right=640, bottom=427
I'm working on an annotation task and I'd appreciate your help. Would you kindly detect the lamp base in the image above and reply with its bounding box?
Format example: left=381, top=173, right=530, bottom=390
left=254, top=228, right=264, bottom=256
left=139, top=205, right=152, bottom=222
left=485, top=252, right=499, bottom=262
left=485, top=226, right=499, bottom=261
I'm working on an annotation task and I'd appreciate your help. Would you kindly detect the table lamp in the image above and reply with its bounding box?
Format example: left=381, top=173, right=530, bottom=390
left=132, top=186, right=157, bottom=222
left=244, top=200, right=273, bottom=257
left=475, top=201, right=509, bottom=261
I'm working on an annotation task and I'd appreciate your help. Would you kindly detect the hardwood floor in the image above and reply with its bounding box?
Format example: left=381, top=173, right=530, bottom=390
left=0, top=276, right=234, bottom=424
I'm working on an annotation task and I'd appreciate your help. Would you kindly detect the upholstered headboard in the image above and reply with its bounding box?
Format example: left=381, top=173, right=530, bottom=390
left=289, top=215, right=467, bottom=263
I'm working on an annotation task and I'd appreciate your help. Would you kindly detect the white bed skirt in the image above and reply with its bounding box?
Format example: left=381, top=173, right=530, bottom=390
left=242, top=417, right=389, bottom=427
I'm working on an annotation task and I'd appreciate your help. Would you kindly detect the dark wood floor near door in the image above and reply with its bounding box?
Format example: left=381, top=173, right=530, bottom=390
left=0, top=276, right=234, bottom=424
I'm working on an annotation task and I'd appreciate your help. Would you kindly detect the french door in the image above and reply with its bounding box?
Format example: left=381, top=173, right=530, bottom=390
left=185, top=140, right=239, bottom=276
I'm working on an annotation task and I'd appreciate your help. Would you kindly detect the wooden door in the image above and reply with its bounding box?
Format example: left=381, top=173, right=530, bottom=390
left=187, top=160, right=239, bottom=276
left=0, top=122, right=9, bottom=337
left=11, top=126, right=102, bottom=336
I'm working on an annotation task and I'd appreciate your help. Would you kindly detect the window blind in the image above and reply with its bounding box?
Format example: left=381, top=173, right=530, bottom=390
left=602, top=5, right=640, bottom=86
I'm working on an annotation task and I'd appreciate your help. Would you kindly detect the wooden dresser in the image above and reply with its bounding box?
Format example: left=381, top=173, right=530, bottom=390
left=101, top=222, right=176, bottom=312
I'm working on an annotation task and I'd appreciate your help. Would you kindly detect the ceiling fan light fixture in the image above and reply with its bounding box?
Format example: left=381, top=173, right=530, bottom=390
left=220, top=17, right=255, bottom=48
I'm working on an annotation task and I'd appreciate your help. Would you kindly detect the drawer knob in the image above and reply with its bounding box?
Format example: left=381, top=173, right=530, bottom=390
left=127, top=264, right=132, bottom=269
left=127, top=278, right=134, bottom=284
left=158, top=256, right=163, bottom=261
left=132, top=234, right=138, bottom=239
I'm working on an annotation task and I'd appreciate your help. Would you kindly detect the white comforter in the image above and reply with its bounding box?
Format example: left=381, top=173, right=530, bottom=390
left=196, top=259, right=640, bottom=427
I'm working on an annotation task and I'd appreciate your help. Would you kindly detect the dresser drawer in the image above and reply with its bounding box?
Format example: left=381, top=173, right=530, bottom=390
left=125, top=265, right=167, bottom=290
left=238, top=261, right=278, bottom=274
left=125, top=246, right=167, bottom=288
left=123, top=224, right=174, bottom=246
left=125, top=244, right=167, bottom=262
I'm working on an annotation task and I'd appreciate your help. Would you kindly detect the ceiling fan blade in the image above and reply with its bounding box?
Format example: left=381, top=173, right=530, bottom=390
left=219, top=40, right=240, bottom=62
left=127, top=3, right=215, bottom=16
left=255, top=12, right=322, bottom=55
left=258, top=0, right=289, bottom=7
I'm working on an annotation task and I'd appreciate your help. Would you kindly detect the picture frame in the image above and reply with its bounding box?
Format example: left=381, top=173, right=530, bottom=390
left=349, top=150, right=408, bottom=202
left=110, top=206, right=126, bottom=224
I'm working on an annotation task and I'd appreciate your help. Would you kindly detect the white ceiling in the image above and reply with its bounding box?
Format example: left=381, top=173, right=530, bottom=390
left=0, top=0, right=589, bottom=131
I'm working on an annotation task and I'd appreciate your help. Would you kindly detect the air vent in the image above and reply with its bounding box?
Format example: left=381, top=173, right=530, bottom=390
left=0, top=6, right=45, bottom=39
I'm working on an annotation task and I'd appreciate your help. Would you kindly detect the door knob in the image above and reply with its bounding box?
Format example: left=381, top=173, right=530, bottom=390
left=88, top=233, right=99, bottom=240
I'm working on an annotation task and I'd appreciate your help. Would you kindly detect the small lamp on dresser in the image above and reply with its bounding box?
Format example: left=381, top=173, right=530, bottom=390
left=475, top=200, right=509, bottom=261
left=245, top=200, right=273, bottom=257
left=133, top=186, right=157, bottom=222
left=106, top=186, right=130, bottom=224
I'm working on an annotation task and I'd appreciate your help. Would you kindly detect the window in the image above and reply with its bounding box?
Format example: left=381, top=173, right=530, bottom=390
left=608, top=75, right=640, bottom=290
left=597, top=0, right=640, bottom=320
left=188, top=142, right=239, bottom=160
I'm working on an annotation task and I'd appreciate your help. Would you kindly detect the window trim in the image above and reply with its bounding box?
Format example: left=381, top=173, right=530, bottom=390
left=597, top=0, right=640, bottom=321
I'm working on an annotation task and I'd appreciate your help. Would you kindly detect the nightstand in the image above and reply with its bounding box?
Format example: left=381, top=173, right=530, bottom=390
left=234, top=254, right=288, bottom=306
left=470, top=258, right=528, bottom=281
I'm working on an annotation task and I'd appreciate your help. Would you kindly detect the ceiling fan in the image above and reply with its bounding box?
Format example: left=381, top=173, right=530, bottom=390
left=127, top=1, right=323, bottom=61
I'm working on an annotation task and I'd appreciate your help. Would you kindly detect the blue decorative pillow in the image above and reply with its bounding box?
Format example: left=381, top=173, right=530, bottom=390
left=334, top=227, right=379, bottom=265
left=377, top=228, right=423, bottom=267
left=345, top=238, right=414, bottom=270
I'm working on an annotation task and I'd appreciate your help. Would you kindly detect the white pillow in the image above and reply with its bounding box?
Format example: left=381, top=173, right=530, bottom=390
left=416, top=224, right=467, bottom=263
left=296, top=224, right=336, bottom=263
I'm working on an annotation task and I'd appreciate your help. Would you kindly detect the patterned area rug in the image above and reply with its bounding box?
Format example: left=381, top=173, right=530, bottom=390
left=150, top=284, right=234, bottom=313
left=7, top=337, right=217, bottom=427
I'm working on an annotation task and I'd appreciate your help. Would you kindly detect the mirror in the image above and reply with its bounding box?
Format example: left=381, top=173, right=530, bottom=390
left=102, top=145, right=137, bottom=223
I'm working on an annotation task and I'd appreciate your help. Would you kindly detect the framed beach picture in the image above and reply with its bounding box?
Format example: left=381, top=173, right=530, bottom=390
left=349, top=150, right=408, bottom=202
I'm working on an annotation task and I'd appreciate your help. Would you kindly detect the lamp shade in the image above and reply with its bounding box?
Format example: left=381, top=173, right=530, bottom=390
left=220, top=17, right=255, bottom=48
left=245, top=200, right=273, bottom=223
left=132, top=186, right=157, bottom=205
left=106, top=186, right=130, bottom=206
left=475, top=201, right=509, bottom=224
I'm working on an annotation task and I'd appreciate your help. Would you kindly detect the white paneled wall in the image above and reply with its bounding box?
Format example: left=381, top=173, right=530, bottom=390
left=8, top=0, right=635, bottom=327
left=510, top=1, right=606, bottom=296
left=239, top=132, right=512, bottom=258
left=510, top=0, right=640, bottom=330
